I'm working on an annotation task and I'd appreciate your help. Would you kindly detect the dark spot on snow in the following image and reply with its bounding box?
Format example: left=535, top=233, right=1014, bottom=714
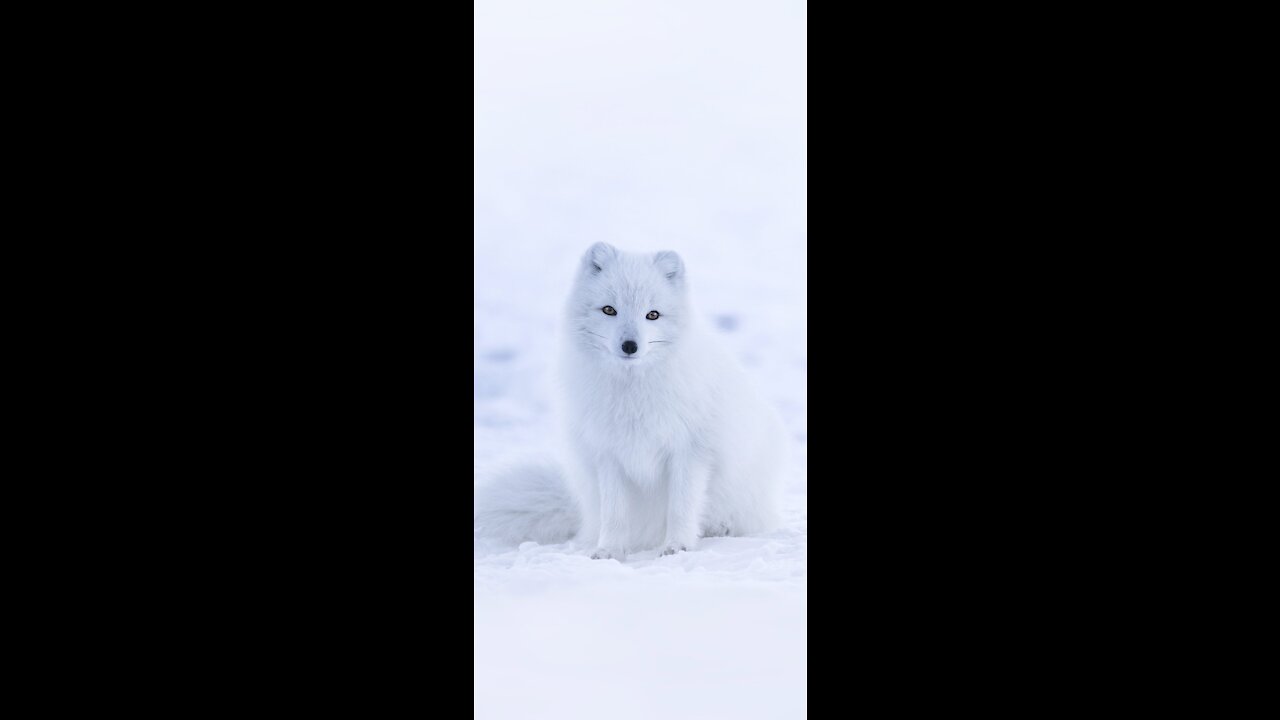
left=714, top=314, right=739, bottom=332
left=484, top=348, right=517, bottom=362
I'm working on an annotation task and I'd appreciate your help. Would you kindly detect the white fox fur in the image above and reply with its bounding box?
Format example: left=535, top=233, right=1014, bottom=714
left=474, top=242, right=785, bottom=559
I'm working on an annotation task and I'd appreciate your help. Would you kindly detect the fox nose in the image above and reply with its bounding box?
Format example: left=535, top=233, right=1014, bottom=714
left=621, top=340, right=638, bottom=355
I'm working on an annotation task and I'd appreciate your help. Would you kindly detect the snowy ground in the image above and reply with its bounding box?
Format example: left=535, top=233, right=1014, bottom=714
left=475, top=2, right=806, bottom=717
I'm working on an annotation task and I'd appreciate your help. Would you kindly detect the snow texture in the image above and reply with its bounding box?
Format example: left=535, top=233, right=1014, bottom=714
left=475, top=1, right=806, bottom=717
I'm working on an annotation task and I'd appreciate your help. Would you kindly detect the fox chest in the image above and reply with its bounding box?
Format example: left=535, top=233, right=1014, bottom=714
left=575, top=392, right=700, bottom=485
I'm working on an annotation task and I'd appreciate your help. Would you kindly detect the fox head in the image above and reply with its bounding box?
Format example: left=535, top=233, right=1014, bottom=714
left=568, top=242, right=689, bottom=366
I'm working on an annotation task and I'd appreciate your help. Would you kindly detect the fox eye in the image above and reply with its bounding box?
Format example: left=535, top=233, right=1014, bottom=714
left=646, top=310, right=660, bottom=320
left=602, top=306, right=616, bottom=316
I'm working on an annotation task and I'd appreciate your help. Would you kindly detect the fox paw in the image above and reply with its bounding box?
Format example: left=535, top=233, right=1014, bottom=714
left=590, top=548, right=622, bottom=560
left=659, top=543, right=688, bottom=556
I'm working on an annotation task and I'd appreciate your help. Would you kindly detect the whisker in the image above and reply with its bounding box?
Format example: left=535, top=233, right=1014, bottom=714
left=648, top=340, right=671, bottom=344
left=583, top=331, right=607, bottom=339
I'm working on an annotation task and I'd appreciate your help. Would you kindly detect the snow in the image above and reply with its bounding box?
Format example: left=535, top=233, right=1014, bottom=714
left=475, top=1, right=806, bottom=717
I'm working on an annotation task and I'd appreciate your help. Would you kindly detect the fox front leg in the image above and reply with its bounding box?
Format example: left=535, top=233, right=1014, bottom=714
left=591, top=465, right=629, bottom=560
left=661, top=456, right=708, bottom=556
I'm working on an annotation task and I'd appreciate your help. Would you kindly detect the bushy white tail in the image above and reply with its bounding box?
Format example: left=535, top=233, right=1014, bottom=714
left=473, top=459, right=580, bottom=545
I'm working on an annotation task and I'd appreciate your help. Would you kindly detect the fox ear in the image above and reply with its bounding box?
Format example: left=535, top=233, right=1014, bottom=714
left=583, top=242, right=617, bottom=274
left=654, top=250, right=684, bottom=281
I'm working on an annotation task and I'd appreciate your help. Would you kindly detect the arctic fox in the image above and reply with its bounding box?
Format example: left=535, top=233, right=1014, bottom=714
left=474, top=242, right=786, bottom=559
